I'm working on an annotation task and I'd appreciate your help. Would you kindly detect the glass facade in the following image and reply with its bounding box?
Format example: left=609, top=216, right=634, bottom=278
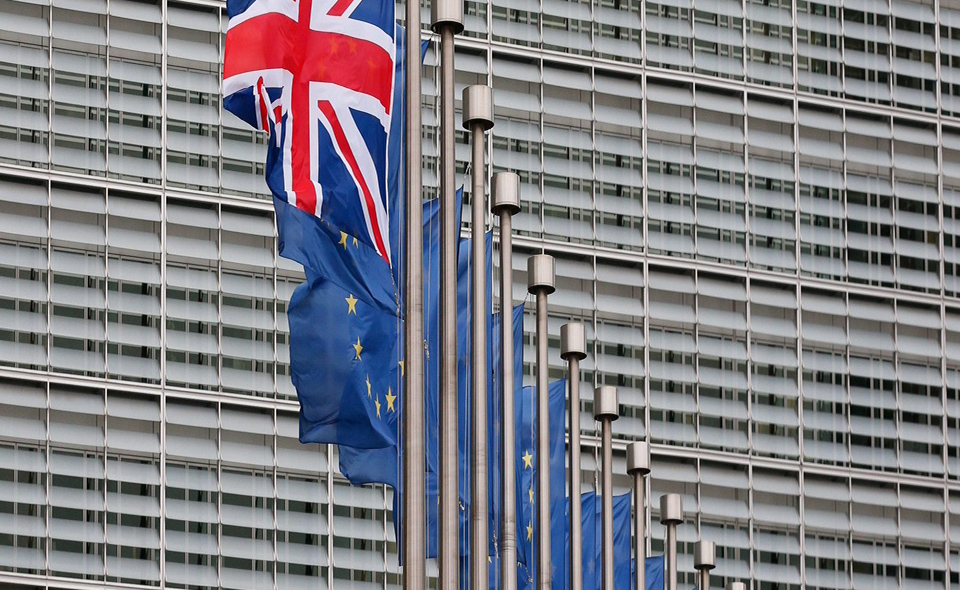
left=0, top=0, right=958, bottom=588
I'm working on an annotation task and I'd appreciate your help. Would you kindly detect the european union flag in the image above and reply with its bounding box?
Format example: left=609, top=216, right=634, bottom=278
left=579, top=491, right=632, bottom=590
left=339, top=190, right=454, bottom=489
left=453, top=230, right=493, bottom=563
left=516, top=379, right=567, bottom=589
left=289, top=274, right=399, bottom=453
left=488, top=303, right=525, bottom=560
left=423, top=190, right=464, bottom=558
left=642, top=555, right=665, bottom=590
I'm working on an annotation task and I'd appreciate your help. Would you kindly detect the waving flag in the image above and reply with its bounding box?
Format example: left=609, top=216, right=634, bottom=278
left=223, top=0, right=396, bottom=262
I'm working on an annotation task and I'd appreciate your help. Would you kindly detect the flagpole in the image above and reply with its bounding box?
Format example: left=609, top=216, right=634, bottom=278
left=403, top=0, right=426, bottom=586
left=727, top=582, right=747, bottom=590
left=560, top=323, right=586, bottom=590
left=463, top=84, right=494, bottom=590
left=492, top=173, right=520, bottom=590
left=659, top=493, right=683, bottom=590
left=431, top=2, right=463, bottom=590
left=694, top=540, right=716, bottom=590
left=527, top=254, right=555, bottom=590
left=593, top=386, right=618, bottom=590
left=626, top=442, right=649, bottom=590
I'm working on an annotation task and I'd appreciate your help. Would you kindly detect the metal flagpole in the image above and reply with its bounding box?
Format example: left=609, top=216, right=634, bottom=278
left=527, top=254, right=555, bottom=590
left=560, top=323, right=586, bottom=590
left=463, top=84, right=494, bottom=590
left=726, top=582, right=747, bottom=590
left=626, top=442, right=649, bottom=590
left=492, top=173, right=520, bottom=590
left=431, top=1, right=462, bottom=589
left=593, top=386, right=618, bottom=590
left=403, top=0, right=426, bottom=585
left=659, top=493, right=683, bottom=590
left=694, top=540, right=716, bottom=590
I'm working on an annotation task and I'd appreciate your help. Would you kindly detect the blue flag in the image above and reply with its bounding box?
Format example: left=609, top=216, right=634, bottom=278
left=579, top=491, right=632, bottom=590
left=423, top=188, right=465, bottom=559
left=642, top=555, right=665, bottom=590
left=454, top=231, right=493, bottom=564
left=516, top=379, right=567, bottom=589
left=488, top=303, right=525, bottom=561
left=289, top=273, right=399, bottom=453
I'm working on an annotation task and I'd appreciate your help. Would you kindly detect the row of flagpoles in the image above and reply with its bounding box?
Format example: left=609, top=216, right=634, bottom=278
left=400, top=3, right=756, bottom=590
left=218, top=0, right=753, bottom=586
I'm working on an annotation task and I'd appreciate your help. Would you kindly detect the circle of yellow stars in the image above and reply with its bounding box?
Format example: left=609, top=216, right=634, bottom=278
left=347, top=288, right=399, bottom=422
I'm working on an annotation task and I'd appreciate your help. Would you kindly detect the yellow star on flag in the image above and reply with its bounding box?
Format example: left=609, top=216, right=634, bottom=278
left=339, top=231, right=349, bottom=248
left=366, top=375, right=372, bottom=398
left=522, top=450, right=533, bottom=469
left=528, top=487, right=534, bottom=504
left=353, top=337, right=363, bottom=360
left=385, top=387, right=396, bottom=412
left=375, top=395, right=381, bottom=418
left=345, top=293, right=358, bottom=314
left=353, top=236, right=358, bottom=246
left=526, top=522, right=533, bottom=540
left=398, top=360, right=404, bottom=376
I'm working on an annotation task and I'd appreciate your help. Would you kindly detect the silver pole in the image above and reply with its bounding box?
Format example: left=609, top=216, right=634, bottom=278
left=527, top=254, right=555, bottom=590
left=402, top=0, right=426, bottom=587
left=560, top=324, right=587, bottom=590
left=659, top=493, right=683, bottom=590
left=593, top=386, right=619, bottom=590
left=463, top=85, right=494, bottom=590
left=694, top=540, right=716, bottom=590
left=726, top=583, right=747, bottom=590
left=493, top=173, right=521, bottom=590
left=626, top=442, right=650, bottom=590
left=431, top=3, right=463, bottom=590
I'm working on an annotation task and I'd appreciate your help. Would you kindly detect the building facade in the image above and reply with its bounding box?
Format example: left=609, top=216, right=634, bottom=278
left=0, top=0, right=958, bottom=588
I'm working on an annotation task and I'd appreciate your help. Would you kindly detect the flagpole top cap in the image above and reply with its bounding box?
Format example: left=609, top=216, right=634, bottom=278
left=527, top=254, right=555, bottom=294
left=462, top=85, right=494, bottom=131
left=593, top=386, right=618, bottom=421
left=726, top=583, right=747, bottom=590
left=694, top=540, right=716, bottom=571
left=492, top=172, right=521, bottom=215
left=431, top=0, right=464, bottom=33
left=626, top=441, right=650, bottom=476
left=659, top=493, right=683, bottom=525
left=560, top=323, right=587, bottom=360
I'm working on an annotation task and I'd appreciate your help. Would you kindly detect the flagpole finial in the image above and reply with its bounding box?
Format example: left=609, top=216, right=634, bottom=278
left=593, top=385, right=619, bottom=421
left=659, top=493, right=683, bottom=524
left=431, top=0, right=463, bottom=33
left=463, top=85, right=494, bottom=131
left=493, top=172, right=521, bottom=215
left=560, top=322, right=587, bottom=361
left=626, top=441, right=650, bottom=476
left=527, top=254, right=555, bottom=294
left=694, top=540, right=716, bottom=571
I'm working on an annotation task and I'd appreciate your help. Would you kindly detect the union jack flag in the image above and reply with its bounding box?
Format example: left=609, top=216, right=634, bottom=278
left=223, top=0, right=396, bottom=264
